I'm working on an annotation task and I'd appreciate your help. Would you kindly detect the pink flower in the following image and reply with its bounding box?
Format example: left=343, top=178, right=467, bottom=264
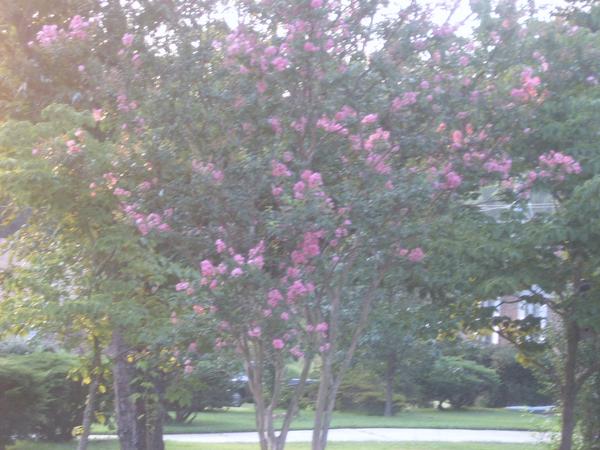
left=272, top=339, right=285, bottom=350
left=113, top=188, right=131, bottom=197
left=361, top=114, right=378, bottom=124
left=248, top=255, right=264, bottom=269
left=92, top=109, right=104, bottom=122
left=293, top=181, right=306, bottom=200
left=256, top=80, right=268, bottom=94
left=268, top=289, right=284, bottom=307
left=230, top=268, right=244, bottom=277
left=175, top=281, right=190, bottom=291
left=215, top=239, right=226, bottom=253
left=268, top=117, right=283, bottom=134
left=68, top=16, right=89, bottom=40
left=272, top=160, right=292, bottom=177
left=193, top=304, right=205, bottom=315
left=200, top=259, right=215, bottom=277
left=315, top=322, right=328, bottom=332
left=408, top=247, right=425, bottom=263
left=280, top=312, right=290, bottom=321
left=122, top=33, right=134, bottom=47
left=271, top=56, right=289, bottom=72
left=451, top=130, right=463, bottom=148
left=290, top=346, right=304, bottom=358
left=248, top=326, right=262, bottom=338
left=304, top=42, right=320, bottom=52
left=264, top=45, right=278, bottom=57
left=311, top=0, right=323, bottom=7
left=36, top=24, right=59, bottom=47
left=212, top=170, right=224, bottom=182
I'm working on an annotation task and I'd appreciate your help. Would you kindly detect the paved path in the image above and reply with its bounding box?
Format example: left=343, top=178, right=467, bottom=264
left=91, top=428, right=553, bottom=444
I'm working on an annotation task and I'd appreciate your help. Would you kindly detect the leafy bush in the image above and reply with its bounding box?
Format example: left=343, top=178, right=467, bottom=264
left=488, top=347, right=553, bottom=407
left=279, top=380, right=319, bottom=411
left=25, top=353, right=87, bottom=441
left=0, top=358, right=46, bottom=450
left=579, top=372, right=600, bottom=450
left=335, top=369, right=405, bottom=416
left=0, top=352, right=87, bottom=447
left=165, top=362, right=238, bottom=423
left=424, top=356, right=500, bottom=409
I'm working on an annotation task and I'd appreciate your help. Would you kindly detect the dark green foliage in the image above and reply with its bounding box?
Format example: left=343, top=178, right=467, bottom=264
left=423, top=356, right=500, bottom=410
left=0, top=352, right=87, bottom=447
left=25, top=353, right=87, bottom=441
left=279, top=382, right=319, bottom=411
left=0, top=357, right=46, bottom=450
left=335, top=368, right=406, bottom=416
left=165, top=365, right=237, bottom=423
left=488, top=347, right=553, bottom=407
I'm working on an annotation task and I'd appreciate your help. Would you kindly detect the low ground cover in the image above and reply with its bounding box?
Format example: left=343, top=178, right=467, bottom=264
left=91, top=406, right=556, bottom=435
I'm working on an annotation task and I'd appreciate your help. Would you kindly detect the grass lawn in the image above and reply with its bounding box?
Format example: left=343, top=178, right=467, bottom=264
left=91, top=405, right=557, bottom=434
left=9, top=442, right=549, bottom=450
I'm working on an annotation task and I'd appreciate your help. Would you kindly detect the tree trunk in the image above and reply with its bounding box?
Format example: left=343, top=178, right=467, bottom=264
left=311, top=268, right=385, bottom=450
left=144, top=379, right=166, bottom=450
left=77, top=337, right=102, bottom=450
left=111, top=330, right=141, bottom=450
left=559, top=321, right=580, bottom=450
left=384, top=352, right=397, bottom=417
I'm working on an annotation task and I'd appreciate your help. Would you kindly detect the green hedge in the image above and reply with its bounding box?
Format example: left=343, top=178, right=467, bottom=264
left=0, top=352, right=87, bottom=448
left=335, top=369, right=406, bottom=416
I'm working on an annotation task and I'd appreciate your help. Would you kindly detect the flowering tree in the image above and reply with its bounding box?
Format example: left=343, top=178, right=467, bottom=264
left=423, top=4, right=600, bottom=448
left=2, top=1, right=600, bottom=450
left=126, top=1, right=576, bottom=449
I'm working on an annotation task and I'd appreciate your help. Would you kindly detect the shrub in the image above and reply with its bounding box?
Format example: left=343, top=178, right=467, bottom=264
left=0, top=357, right=46, bottom=450
left=579, top=372, right=600, bottom=450
left=0, top=352, right=87, bottom=447
left=424, top=356, right=500, bottom=409
left=25, top=353, right=87, bottom=441
left=488, top=347, right=553, bottom=407
left=279, top=380, right=319, bottom=411
left=165, top=364, right=237, bottom=423
left=335, top=368, right=406, bottom=416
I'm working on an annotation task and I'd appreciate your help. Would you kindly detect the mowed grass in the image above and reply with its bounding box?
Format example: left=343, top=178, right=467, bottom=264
left=91, top=405, right=557, bottom=434
left=9, top=442, right=549, bottom=450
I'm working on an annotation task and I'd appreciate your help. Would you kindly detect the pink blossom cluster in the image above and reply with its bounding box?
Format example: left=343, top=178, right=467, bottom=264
left=198, top=239, right=266, bottom=289
left=272, top=160, right=292, bottom=177
left=510, top=68, right=541, bottom=102
left=316, top=115, right=349, bottom=135
left=396, top=246, right=426, bottom=262
left=535, top=151, right=581, bottom=181
left=191, top=160, right=224, bottom=183
left=365, top=152, right=392, bottom=175
left=36, top=25, right=60, bottom=46
left=431, top=164, right=463, bottom=191
left=117, top=94, right=138, bottom=113
left=391, top=92, right=418, bottom=110
left=122, top=205, right=172, bottom=235
left=293, top=170, right=324, bottom=200
left=334, top=105, right=357, bottom=121
left=66, top=139, right=82, bottom=155
left=291, top=230, right=323, bottom=265
left=483, top=156, right=512, bottom=179
left=363, top=128, right=390, bottom=151
left=35, top=16, right=91, bottom=47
